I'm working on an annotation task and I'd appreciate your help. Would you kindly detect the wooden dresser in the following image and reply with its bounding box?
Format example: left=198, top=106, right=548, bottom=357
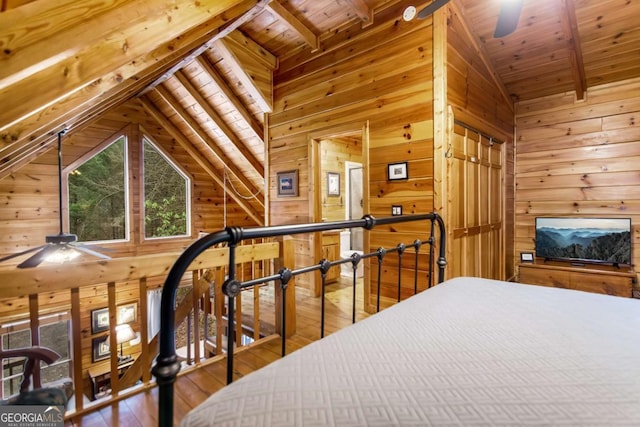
left=519, top=260, right=636, bottom=298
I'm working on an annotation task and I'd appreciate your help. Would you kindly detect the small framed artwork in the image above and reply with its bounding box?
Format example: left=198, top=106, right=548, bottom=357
left=117, top=303, right=137, bottom=324
left=387, top=162, right=408, bottom=181
left=520, top=252, right=534, bottom=263
left=92, top=336, right=110, bottom=362
left=91, top=307, right=110, bottom=334
left=276, top=170, right=298, bottom=197
left=327, top=172, right=340, bottom=196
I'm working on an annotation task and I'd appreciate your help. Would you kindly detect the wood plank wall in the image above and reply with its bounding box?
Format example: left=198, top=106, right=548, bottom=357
left=269, top=3, right=435, bottom=307
left=444, top=4, right=516, bottom=279
left=515, top=77, right=640, bottom=285
left=0, top=99, right=256, bottom=258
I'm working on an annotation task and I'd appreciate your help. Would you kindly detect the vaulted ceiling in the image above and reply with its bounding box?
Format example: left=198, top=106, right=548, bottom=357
left=1, top=0, right=639, bottom=222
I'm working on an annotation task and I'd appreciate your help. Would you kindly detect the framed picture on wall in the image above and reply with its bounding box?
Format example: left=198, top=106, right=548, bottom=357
left=277, top=170, right=298, bottom=197
left=91, top=307, right=110, bottom=334
left=92, top=336, right=110, bottom=362
left=327, top=172, right=340, bottom=196
left=117, top=302, right=137, bottom=324
left=387, top=162, right=408, bottom=181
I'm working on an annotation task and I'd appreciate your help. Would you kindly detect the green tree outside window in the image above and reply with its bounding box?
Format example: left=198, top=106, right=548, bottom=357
left=143, top=138, right=189, bottom=238
left=69, top=136, right=127, bottom=242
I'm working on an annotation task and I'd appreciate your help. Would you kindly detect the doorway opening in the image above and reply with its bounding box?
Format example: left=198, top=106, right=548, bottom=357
left=309, top=122, right=369, bottom=296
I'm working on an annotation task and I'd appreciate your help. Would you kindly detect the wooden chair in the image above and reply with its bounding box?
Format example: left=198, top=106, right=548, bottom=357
left=0, top=346, right=72, bottom=407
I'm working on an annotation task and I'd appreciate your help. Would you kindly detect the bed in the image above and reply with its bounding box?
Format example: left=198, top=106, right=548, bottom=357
left=154, top=213, right=640, bottom=426
left=179, top=277, right=640, bottom=426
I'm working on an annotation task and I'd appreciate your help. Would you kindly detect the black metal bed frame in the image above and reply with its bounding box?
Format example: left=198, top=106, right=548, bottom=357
left=152, top=213, right=447, bottom=427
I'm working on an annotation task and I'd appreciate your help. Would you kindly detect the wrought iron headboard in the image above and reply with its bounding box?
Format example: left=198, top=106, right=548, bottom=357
left=153, top=213, right=447, bottom=426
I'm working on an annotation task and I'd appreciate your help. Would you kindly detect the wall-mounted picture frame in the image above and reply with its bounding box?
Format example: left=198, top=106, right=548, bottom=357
left=520, top=252, right=534, bottom=263
left=91, top=307, right=110, bottom=334
left=117, top=302, right=137, bottom=325
left=277, top=170, right=298, bottom=197
left=92, top=336, right=110, bottom=362
left=327, top=172, right=340, bottom=196
left=387, top=162, right=408, bottom=181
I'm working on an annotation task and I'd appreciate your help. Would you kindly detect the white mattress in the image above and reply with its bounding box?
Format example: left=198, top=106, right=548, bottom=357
left=180, top=277, right=640, bottom=426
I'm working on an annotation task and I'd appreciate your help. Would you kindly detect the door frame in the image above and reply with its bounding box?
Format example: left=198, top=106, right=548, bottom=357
left=308, top=121, right=370, bottom=296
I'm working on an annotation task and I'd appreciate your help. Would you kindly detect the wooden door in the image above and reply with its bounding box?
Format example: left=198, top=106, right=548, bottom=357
left=448, top=122, right=503, bottom=279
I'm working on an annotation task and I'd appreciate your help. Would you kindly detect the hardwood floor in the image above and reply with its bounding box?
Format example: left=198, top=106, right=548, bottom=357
left=65, top=277, right=371, bottom=426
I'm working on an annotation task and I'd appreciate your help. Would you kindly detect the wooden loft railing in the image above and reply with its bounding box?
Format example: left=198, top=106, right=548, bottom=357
left=0, top=238, right=289, bottom=417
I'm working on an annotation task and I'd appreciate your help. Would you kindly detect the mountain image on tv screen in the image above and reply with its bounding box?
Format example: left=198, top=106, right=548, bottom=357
left=535, top=217, right=631, bottom=265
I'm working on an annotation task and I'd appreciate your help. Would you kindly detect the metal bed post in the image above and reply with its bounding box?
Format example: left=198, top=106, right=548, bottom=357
left=319, top=259, right=330, bottom=338
left=279, top=268, right=292, bottom=356
left=413, top=240, right=422, bottom=294
left=222, top=231, right=242, bottom=385
left=375, top=248, right=386, bottom=313
left=350, top=252, right=360, bottom=324
left=396, top=243, right=405, bottom=302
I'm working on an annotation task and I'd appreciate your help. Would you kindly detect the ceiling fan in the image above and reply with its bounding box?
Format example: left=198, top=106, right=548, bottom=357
left=406, top=0, right=524, bottom=38
left=0, top=129, right=111, bottom=268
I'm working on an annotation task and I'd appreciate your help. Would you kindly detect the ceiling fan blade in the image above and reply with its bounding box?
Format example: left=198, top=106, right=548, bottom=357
left=417, top=0, right=451, bottom=19
left=17, top=246, right=58, bottom=269
left=494, top=0, right=524, bottom=38
left=72, top=244, right=112, bottom=260
left=0, top=245, right=47, bottom=263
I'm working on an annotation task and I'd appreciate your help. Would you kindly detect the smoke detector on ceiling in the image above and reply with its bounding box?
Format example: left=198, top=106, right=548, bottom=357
left=402, top=6, right=417, bottom=21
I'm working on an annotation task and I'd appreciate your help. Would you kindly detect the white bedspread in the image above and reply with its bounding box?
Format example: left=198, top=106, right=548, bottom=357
left=180, top=277, right=640, bottom=426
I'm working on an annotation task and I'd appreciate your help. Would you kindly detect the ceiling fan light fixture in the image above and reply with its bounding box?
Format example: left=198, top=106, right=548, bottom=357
left=43, top=246, right=81, bottom=264
left=0, top=128, right=111, bottom=268
left=45, top=233, right=78, bottom=245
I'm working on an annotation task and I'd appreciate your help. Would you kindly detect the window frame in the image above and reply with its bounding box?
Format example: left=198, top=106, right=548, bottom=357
left=0, top=312, right=71, bottom=400
left=64, top=134, right=131, bottom=245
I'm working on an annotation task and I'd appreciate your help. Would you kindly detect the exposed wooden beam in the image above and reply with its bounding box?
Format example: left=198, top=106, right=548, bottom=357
left=266, top=1, right=319, bottom=52
left=196, top=55, right=264, bottom=141
left=0, top=1, right=267, bottom=182
left=140, top=95, right=264, bottom=225
left=448, top=1, right=514, bottom=111
left=225, top=31, right=278, bottom=71
left=0, top=67, right=163, bottom=180
left=174, top=70, right=264, bottom=176
left=0, top=0, right=248, bottom=133
left=215, top=38, right=273, bottom=112
left=0, top=1, right=263, bottom=153
left=343, top=0, right=374, bottom=28
left=153, top=84, right=264, bottom=208
left=141, top=0, right=273, bottom=94
left=559, top=0, right=587, bottom=100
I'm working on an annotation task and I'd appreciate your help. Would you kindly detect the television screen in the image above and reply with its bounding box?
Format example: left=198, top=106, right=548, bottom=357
left=535, top=217, right=632, bottom=266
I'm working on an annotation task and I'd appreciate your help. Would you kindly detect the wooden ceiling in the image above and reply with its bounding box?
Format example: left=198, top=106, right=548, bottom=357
left=1, top=0, right=639, bottom=221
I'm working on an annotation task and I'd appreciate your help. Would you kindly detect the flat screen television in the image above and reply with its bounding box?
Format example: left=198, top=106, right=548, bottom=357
left=535, top=217, right=632, bottom=266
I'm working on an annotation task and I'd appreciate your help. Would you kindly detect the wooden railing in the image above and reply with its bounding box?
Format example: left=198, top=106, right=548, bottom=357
left=0, top=239, right=288, bottom=417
